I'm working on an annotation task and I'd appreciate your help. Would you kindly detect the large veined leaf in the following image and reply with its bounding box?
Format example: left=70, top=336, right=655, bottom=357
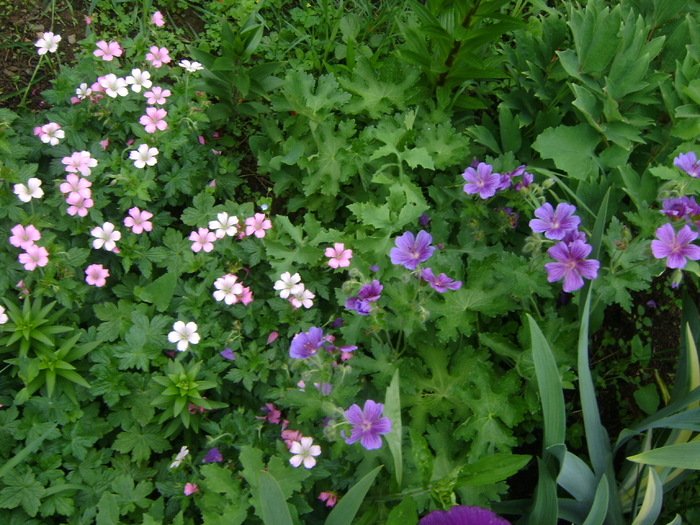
left=259, top=471, right=293, bottom=525
left=384, top=370, right=403, bottom=488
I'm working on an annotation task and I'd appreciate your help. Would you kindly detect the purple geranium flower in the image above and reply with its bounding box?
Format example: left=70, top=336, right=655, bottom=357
left=202, top=448, right=223, bottom=463
left=561, top=228, right=587, bottom=245
left=651, top=223, right=700, bottom=269
left=420, top=268, right=462, bottom=292
left=673, top=152, right=700, bottom=178
left=544, top=240, right=600, bottom=292
left=357, top=280, right=383, bottom=301
left=419, top=505, right=510, bottom=525
left=462, top=162, right=501, bottom=199
left=344, top=400, right=391, bottom=450
left=390, top=231, right=435, bottom=270
left=661, top=196, right=700, bottom=220
left=418, top=213, right=431, bottom=227
left=529, top=202, right=580, bottom=240
left=346, top=280, right=383, bottom=315
left=220, top=348, right=236, bottom=360
left=289, top=327, right=326, bottom=359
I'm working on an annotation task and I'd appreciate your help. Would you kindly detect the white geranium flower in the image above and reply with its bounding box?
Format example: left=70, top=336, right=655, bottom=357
left=169, top=446, right=189, bottom=468
left=209, top=212, right=239, bottom=238
left=289, top=437, right=321, bottom=469
left=168, top=321, right=200, bottom=351
left=91, top=222, right=121, bottom=251
left=35, top=32, right=61, bottom=55
left=125, top=68, right=152, bottom=93
left=14, top=178, right=44, bottom=202
left=99, top=74, right=128, bottom=98
left=273, top=271, right=303, bottom=299
left=0, top=305, right=8, bottom=325
left=178, top=60, right=203, bottom=72
left=129, top=144, right=159, bottom=168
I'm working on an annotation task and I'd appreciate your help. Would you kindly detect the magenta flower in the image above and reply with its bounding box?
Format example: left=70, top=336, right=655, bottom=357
left=462, top=162, right=501, bottom=199
left=325, top=243, right=353, bottom=268
left=19, top=245, right=49, bottom=271
left=419, top=505, right=510, bottom=525
left=390, top=230, right=435, bottom=270
left=151, top=11, right=165, bottom=27
left=529, top=202, right=580, bottom=240
left=124, top=208, right=153, bottom=234
left=85, top=264, right=109, bottom=287
left=673, top=152, right=700, bottom=178
left=202, top=448, right=223, bottom=463
left=544, top=240, right=600, bottom=292
left=140, top=107, right=167, bottom=133
left=257, top=403, right=282, bottom=424
left=244, top=213, right=272, bottom=238
left=420, top=268, right=462, bottom=292
left=93, top=40, right=123, bottom=61
left=189, top=228, right=216, bottom=252
left=318, top=492, right=338, bottom=508
left=144, top=86, right=171, bottom=105
left=651, top=223, right=700, bottom=269
left=145, top=46, right=171, bottom=68
left=9, top=225, right=41, bottom=250
left=183, top=483, right=198, bottom=496
left=289, top=327, right=326, bottom=359
left=344, top=400, right=391, bottom=450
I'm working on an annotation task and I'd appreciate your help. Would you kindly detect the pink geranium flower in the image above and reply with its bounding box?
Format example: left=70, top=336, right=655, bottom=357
left=60, top=174, right=92, bottom=199
left=124, top=207, right=153, bottom=234
left=244, top=213, right=272, bottom=238
left=62, top=151, right=98, bottom=176
left=35, top=32, right=61, bottom=55
left=94, top=40, right=123, bottom=61
left=151, top=11, right=165, bottom=27
left=145, top=46, right=171, bottom=68
left=19, top=245, right=49, bottom=271
left=144, top=86, right=171, bottom=105
left=36, top=122, right=64, bottom=145
left=189, top=228, right=216, bottom=252
left=139, top=107, right=167, bottom=133
left=85, top=264, right=109, bottom=287
left=325, top=243, right=352, bottom=268
left=9, top=225, right=41, bottom=250
left=66, top=194, right=94, bottom=217
left=183, top=483, right=198, bottom=496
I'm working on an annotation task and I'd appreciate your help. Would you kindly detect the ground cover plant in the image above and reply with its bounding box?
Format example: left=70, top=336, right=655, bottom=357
left=2, top=0, right=700, bottom=523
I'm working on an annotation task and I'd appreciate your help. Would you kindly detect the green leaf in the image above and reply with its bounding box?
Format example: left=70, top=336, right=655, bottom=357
left=629, top=469, right=661, bottom=525
left=96, top=492, right=120, bottom=525
left=582, top=475, right=609, bottom=525
left=458, top=453, right=531, bottom=486
left=0, top=467, right=46, bottom=517
left=112, top=424, right=170, bottom=462
left=628, top=440, right=700, bottom=469
left=259, top=471, right=293, bottom=525
left=0, top=423, right=57, bottom=478
left=532, top=124, right=600, bottom=180
left=325, top=466, right=382, bottom=525
left=528, top=315, right=566, bottom=450
left=138, top=273, right=177, bottom=312
left=529, top=458, right=558, bottom=525
left=386, top=497, right=418, bottom=525
left=384, top=370, right=403, bottom=488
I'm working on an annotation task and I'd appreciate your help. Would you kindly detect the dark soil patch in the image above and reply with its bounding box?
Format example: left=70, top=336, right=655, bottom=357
left=0, top=0, right=89, bottom=109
